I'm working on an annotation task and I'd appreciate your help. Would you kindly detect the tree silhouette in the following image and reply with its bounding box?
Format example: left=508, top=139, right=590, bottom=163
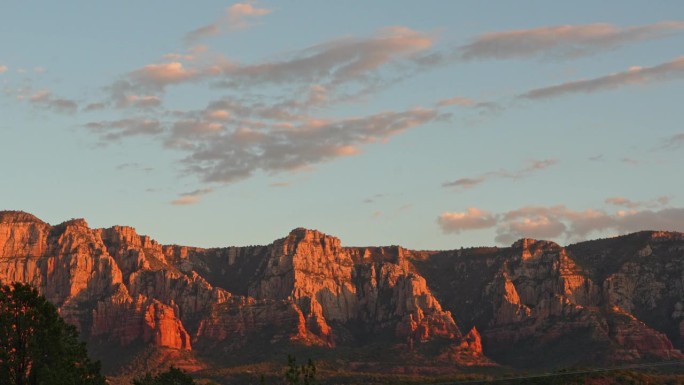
left=0, top=282, right=105, bottom=385
left=132, top=367, right=197, bottom=385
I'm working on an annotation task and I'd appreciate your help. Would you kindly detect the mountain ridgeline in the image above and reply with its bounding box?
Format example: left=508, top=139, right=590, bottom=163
left=1, top=210, right=684, bottom=377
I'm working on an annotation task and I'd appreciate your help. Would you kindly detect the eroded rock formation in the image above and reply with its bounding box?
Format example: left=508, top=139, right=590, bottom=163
left=1, top=210, right=684, bottom=372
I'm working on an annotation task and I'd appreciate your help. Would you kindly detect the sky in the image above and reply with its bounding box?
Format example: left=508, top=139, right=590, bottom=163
left=1, top=1, right=684, bottom=250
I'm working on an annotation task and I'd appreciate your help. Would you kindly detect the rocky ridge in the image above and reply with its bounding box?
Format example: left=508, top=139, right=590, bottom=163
left=1, top=211, right=684, bottom=373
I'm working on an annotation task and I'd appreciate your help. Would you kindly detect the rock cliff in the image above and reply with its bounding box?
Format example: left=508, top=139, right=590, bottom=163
left=1, top=210, right=684, bottom=373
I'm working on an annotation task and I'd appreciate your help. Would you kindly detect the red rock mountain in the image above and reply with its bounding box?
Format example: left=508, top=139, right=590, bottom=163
left=1, top=210, right=683, bottom=375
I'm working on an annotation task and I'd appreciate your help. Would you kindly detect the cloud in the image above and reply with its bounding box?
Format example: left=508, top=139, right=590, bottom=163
left=437, top=96, right=476, bottom=107
left=461, top=21, right=684, bottom=60
left=520, top=56, right=684, bottom=99
left=83, top=102, right=106, bottom=112
left=438, top=208, right=497, bottom=234
left=177, top=107, right=439, bottom=183
left=171, top=188, right=214, bottom=205
left=215, top=26, right=433, bottom=87
left=129, top=62, right=201, bottom=91
left=661, top=133, right=684, bottom=149
left=227, top=2, right=271, bottom=29
left=443, top=159, right=558, bottom=189
left=438, top=201, right=684, bottom=245
left=27, top=90, right=78, bottom=114
left=185, top=2, right=271, bottom=43
left=186, top=24, right=221, bottom=43
left=621, top=157, right=640, bottom=166
left=119, top=95, right=162, bottom=109
left=84, top=118, right=163, bottom=141
left=605, top=197, right=641, bottom=209
left=605, top=196, right=670, bottom=209
left=0, top=65, right=7, bottom=73
left=363, top=193, right=387, bottom=204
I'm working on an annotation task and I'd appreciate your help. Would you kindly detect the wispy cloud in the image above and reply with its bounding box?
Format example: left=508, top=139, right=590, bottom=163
left=443, top=159, right=558, bottom=190
left=520, top=56, right=684, bottom=99
left=660, top=133, right=684, bottom=150
left=171, top=188, right=214, bottom=205
left=605, top=196, right=670, bottom=209
left=461, top=21, right=684, bottom=60
left=435, top=96, right=502, bottom=116
left=84, top=118, right=163, bottom=141
left=438, top=199, right=684, bottom=244
left=24, top=90, right=78, bottom=114
left=363, top=193, right=387, bottom=204
left=185, top=2, right=272, bottom=43
left=215, top=26, right=433, bottom=89
left=0, top=65, right=7, bottom=74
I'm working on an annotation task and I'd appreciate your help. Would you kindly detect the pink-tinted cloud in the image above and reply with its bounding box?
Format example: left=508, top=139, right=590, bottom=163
left=0, top=65, right=7, bottom=73
left=185, top=2, right=271, bottom=43
left=171, top=188, right=214, bottom=205
left=438, top=208, right=497, bottom=234
left=443, top=159, right=558, bottom=189
left=27, top=90, right=78, bottom=114
left=228, top=3, right=271, bottom=29
left=129, top=62, right=200, bottom=90
left=177, top=107, right=439, bottom=183
left=120, top=95, right=162, bottom=109
left=521, top=56, right=684, bottom=99
left=439, top=201, right=684, bottom=245
left=437, top=96, right=476, bottom=107
left=605, top=196, right=671, bottom=209
left=462, top=21, right=684, bottom=60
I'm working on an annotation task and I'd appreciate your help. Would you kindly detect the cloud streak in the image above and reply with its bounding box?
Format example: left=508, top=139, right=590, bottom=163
left=521, top=56, right=684, bottom=99
left=461, top=21, right=684, bottom=60
left=185, top=2, right=272, bottom=43
left=171, top=188, right=214, bottom=205
left=443, top=159, right=558, bottom=189
left=84, top=118, right=163, bottom=141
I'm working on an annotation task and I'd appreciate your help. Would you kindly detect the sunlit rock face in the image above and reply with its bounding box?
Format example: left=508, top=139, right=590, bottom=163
left=2, top=210, right=684, bottom=371
left=413, top=232, right=684, bottom=367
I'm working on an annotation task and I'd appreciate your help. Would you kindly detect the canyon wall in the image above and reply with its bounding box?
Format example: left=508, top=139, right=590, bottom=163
left=1, top=210, right=684, bottom=371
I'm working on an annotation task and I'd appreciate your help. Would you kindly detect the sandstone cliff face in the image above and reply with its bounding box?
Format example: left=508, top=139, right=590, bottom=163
left=0, top=212, right=483, bottom=371
left=413, top=233, right=684, bottom=367
left=2, top=210, right=684, bottom=373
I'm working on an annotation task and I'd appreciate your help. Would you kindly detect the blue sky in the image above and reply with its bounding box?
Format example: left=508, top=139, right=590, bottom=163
left=2, top=1, right=684, bottom=249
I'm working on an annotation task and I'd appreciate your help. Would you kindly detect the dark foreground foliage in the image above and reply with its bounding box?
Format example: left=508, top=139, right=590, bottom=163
left=133, top=367, right=199, bottom=385
left=0, top=282, right=106, bottom=385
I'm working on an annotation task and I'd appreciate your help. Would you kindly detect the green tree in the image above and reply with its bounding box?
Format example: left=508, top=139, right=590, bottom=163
left=284, top=355, right=317, bottom=385
left=132, top=367, right=196, bottom=385
left=0, top=282, right=105, bottom=385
